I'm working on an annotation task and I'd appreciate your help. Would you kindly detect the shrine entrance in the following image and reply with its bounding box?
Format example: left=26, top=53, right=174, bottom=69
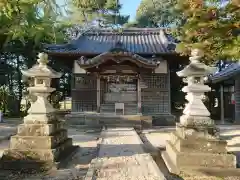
left=100, top=74, right=138, bottom=115
left=75, top=50, right=158, bottom=115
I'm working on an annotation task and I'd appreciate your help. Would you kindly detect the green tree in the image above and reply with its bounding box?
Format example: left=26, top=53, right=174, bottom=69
left=0, top=0, right=63, bottom=45
left=66, top=0, right=129, bottom=27
left=175, top=0, right=240, bottom=62
left=135, top=0, right=182, bottom=27
left=0, top=0, right=69, bottom=116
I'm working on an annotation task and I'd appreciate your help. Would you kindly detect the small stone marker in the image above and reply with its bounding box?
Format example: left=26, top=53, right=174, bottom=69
left=0, top=53, right=78, bottom=171
left=162, top=49, right=237, bottom=175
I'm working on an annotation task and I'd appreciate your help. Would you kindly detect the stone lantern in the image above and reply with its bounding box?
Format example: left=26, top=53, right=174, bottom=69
left=162, top=49, right=237, bottom=175
left=22, top=52, right=62, bottom=118
left=177, top=49, right=216, bottom=129
left=0, top=53, right=78, bottom=171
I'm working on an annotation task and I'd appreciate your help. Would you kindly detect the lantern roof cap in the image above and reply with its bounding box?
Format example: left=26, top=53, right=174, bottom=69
left=21, top=52, right=62, bottom=78
left=177, top=49, right=216, bottom=77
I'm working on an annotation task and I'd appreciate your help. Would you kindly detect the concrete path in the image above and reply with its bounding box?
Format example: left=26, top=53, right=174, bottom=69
left=85, top=128, right=165, bottom=180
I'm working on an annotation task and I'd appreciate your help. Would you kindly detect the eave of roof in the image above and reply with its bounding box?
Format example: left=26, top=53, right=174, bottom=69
left=210, top=63, right=240, bottom=83
left=77, top=51, right=159, bottom=69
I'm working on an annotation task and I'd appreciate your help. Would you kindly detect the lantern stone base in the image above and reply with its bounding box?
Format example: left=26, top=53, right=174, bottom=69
left=162, top=122, right=237, bottom=175
left=0, top=115, right=78, bottom=171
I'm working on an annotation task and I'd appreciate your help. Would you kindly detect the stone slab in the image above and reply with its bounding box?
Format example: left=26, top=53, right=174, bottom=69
left=17, top=122, right=65, bottom=136
left=10, top=129, right=68, bottom=149
left=66, top=113, right=144, bottom=128
left=176, top=123, right=219, bottom=139
left=85, top=128, right=166, bottom=180
left=1, top=138, right=73, bottom=163
left=162, top=150, right=240, bottom=177
left=0, top=145, right=79, bottom=171
left=23, top=113, right=58, bottom=124
left=165, top=140, right=236, bottom=169
left=180, top=115, right=214, bottom=126
left=170, top=131, right=228, bottom=153
left=180, top=166, right=240, bottom=177
left=161, top=151, right=180, bottom=174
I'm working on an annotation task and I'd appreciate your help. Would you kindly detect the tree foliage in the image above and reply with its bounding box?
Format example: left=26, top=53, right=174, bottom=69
left=0, top=0, right=70, bottom=116
left=67, top=0, right=129, bottom=27
left=175, top=0, right=240, bottom=62
left=134, top=0, right=182, bottom=27
left=0, top=0, right=66, bottom=45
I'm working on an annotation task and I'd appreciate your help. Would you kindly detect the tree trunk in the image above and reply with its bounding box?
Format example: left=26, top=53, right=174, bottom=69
left=16, top=55, right=23, bottom=115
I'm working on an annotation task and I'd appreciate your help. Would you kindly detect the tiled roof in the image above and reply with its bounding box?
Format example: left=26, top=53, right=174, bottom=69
left=44, top=28, right=177, bottom=55
left=210, top=63, right=240, bottom=83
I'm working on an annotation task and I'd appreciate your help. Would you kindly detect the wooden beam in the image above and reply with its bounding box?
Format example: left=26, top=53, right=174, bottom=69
left=97, top=75, right=101, bottom=113
left=137, top=77, right=142, bottom=114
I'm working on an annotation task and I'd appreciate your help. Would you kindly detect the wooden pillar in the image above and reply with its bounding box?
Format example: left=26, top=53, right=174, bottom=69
left=137, top=76, right=142, bottom=114
left=220, top=84, right=225, bottom=124
left=97, top=75, right=101, bottom=113
left=235, top=77, right=240, bottom=123
left=71, top=75, right=76, bottom=112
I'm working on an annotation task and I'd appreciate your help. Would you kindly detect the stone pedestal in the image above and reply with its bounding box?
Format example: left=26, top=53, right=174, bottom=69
left=0, top=53, right=78, bottom=171
left=162, top=49, right=237, bottom=175
left=1, top=117, right=77, bottom=170
left=163, top=123, right=236, bottom=174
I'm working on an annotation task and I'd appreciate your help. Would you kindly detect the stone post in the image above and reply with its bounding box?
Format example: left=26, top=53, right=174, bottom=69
left=0, top=53, right=78, bottom=171
left=162, top=49, right=237, bottom=175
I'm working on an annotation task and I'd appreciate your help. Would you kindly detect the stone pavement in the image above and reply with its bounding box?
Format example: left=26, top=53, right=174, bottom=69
left=85, top=127, right=165, bottom=180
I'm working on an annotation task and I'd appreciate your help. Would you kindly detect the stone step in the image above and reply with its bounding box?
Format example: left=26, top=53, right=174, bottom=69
left=98, top=117, right=140, bottom=124
left=100, top=103, right=138, bottom=115
left=100, top=108, right=138, bottom=112
left=100, top=107, right=137, bottom=111
left=102, top=123, right=141, bottom=128
left=100, top=103, right=138, bottom=108
left=100, top=112, right=138, bottom=116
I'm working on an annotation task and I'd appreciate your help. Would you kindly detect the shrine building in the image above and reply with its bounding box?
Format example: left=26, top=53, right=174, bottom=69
left=44, top=28, right=187, bottom=126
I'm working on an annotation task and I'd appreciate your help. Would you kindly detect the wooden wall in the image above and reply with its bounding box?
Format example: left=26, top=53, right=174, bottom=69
left=141, top=73, right=170, bottom=115
left=71, top=59, right=171, bottom=115
left=71, top=74, right=98, bottom=112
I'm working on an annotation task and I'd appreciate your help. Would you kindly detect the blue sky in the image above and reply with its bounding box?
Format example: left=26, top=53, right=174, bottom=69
left=119, top=0, right=141, bottom=21
left=58, top=0, right=141, bottom=21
